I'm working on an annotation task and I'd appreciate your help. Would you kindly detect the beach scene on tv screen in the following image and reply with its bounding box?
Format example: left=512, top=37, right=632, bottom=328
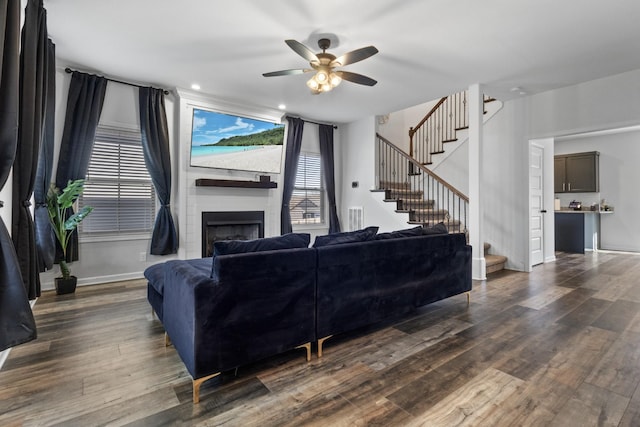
left=190, top=108, right=285, bottom=173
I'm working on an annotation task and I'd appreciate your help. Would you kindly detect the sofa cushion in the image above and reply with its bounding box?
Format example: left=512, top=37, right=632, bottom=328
left=144, top=262, right=166, bottom=294
left=145, top=258, right=213, bottom=296
left=375, top=226, right=425, bottom=240
left=422, top=222, right=449, bottom=235
left=312, top=226, right=379, bottom=248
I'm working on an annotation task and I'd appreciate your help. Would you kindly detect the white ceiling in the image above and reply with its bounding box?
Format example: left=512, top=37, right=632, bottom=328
left=43, top=0, right=640, bottom=124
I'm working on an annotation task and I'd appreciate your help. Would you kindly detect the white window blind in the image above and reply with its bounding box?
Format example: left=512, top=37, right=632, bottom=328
left=291, top=152, right=324, bottom=225
left=79, top=125, right=155, bottom=235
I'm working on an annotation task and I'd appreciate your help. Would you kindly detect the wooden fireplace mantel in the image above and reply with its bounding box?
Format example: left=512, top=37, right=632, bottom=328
left=195, top=178, right=277, bottom=189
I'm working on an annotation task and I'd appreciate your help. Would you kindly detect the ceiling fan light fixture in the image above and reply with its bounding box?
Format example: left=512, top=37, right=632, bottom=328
left=306, top=78, right=319, bottom=90
left=320, top=83, right=333, bottom=92
left=329, top=72, right=342, bottom=87
left=265, top=37, right=378, bottom=94
left=315, top=70, right=328, bottom=83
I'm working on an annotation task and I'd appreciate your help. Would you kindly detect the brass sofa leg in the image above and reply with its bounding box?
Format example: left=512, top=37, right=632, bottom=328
left=466, top=291, right=471, bottom=305
left=192, top=372, right=221, bottom=404
left=296, top=342, right=312, bottom=362
left=164, top=332, right=171, bottom=347
left=317, top=335, right=333, bottom=358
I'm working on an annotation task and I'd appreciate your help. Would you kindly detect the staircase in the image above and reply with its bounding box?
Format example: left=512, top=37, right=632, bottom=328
left=374, top=90, right=507, bottom=274
left=485, top=242, right=507, bottom=274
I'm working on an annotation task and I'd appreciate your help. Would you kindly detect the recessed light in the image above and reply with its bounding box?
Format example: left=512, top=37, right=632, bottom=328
left=191, top=83, right=201, bottom=90
left=278, top=104, right=286, bottom=110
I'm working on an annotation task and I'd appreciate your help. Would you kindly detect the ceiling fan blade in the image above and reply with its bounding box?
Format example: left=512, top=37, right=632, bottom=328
left=332, top=46, right=378, bottom=67
left=263, top=68, right=313, bottom=77
left=285, top=39, right=319, bottom=63
left=336, top=71, right=377, bottom=86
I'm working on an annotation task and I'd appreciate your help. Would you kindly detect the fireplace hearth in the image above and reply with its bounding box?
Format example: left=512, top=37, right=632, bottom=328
left=201, top=211, right=265, bottom=257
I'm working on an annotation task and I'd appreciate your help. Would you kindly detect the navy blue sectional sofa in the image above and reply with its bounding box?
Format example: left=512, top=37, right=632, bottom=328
left=145, top=226, right=471, bottom=403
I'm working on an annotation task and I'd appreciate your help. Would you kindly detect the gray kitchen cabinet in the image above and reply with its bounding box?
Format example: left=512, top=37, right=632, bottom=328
left=554, top=151, right=599, bottom=193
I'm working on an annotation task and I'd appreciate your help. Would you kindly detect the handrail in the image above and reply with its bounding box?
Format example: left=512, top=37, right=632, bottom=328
left=408, top=96, right=447, bottom=157
left=408, top=92, right=496, bottom=169
left=407, top=91, right=489, bottom=168
left=376, top=133, right=469, bottom=202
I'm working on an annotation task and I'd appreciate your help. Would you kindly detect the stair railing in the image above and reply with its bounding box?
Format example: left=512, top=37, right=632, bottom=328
left=376, top=133, right=468, bottom=233
left=409, top=91, right=497, bottom=167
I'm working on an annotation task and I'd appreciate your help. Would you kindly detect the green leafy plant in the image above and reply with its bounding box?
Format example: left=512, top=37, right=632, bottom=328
left=46, top=179, right=93, bottom=279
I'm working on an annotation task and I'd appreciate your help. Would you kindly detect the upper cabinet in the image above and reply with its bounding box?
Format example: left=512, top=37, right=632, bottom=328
left=554, top=151, right=599, bottom=193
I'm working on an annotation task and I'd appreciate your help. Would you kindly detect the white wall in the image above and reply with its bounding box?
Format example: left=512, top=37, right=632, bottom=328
left=481, top=99, right=531, bottom=271
left=0, top=172, right=11, bottom=230
left=175, top=91, right=334, bottom=259
left=376, top=99, right=440, bottom=154
left=339, top=116, right=412, bottom=233
left=555, top=129, right=640, bottom=252
left=528, top=68, right=640, bottom=138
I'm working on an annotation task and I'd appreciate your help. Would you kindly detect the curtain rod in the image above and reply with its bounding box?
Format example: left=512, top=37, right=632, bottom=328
left=64, top=67, right=170, bottom=95
left=286, top=115, right=338, bottom=129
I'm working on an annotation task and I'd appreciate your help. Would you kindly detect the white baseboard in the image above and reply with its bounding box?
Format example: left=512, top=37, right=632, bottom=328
left=40, top=272, right=146, bottom=291
left=472, top=256, right=487, bottom=281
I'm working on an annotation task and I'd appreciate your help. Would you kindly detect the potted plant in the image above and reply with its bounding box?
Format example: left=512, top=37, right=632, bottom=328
left=46, top=179, right=93, bottom=295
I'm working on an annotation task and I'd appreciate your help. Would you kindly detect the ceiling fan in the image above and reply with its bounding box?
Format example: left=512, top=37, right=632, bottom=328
left=263, top=38, right=378, bottom=94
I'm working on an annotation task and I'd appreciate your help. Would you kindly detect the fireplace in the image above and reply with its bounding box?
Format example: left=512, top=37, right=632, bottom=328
left=201, top=211, right=265, bottom=257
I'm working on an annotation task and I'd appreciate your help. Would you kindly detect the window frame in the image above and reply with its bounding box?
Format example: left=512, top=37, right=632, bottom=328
left=78, top=123, right=156, bottom=242
left=290, top=150, right=326, bottom=227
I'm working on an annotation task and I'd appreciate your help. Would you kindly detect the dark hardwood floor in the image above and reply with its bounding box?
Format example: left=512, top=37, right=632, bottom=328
left=2, top=251, right=640, bottom=426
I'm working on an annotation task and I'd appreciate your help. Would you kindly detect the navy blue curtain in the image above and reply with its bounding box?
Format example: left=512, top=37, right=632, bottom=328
left=34, top=39, right=55, bottom=272
left=55, top=71, right=107, bottom=262
left=12, top=0, right=50, bottom=299
left=139, top=87, right=177, bottom=255
left=280, top=117, right=304, bottom=235
left=319, top=124, right=341, bottom=233
left=0, top=0, right=37, bottom=351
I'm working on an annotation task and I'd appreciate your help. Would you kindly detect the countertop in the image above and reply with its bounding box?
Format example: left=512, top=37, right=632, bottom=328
left=555, top=209, right=614, bottom=214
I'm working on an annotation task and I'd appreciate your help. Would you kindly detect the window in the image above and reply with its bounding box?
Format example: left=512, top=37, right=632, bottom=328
left=291, top=152, right=324, bottom=225
left=78, top=125, right=155, bottom=235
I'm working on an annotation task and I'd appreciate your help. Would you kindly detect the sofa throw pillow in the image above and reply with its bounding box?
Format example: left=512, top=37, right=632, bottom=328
left=375, top=226, right=425, bottom=240
left=213, top=233, right=311, bottom=256
left=211, top=233, right=311, bottom=278
left=312, top=226, right=379, bottom=248
left=422, top=222, right=448, bottom=235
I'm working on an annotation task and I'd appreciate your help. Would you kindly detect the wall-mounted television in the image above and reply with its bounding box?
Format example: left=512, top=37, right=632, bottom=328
left=190, top=108, right=285, bottom=173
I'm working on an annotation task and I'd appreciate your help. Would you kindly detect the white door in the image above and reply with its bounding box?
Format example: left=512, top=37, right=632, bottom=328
left=530, top=143, right=545, bottom=266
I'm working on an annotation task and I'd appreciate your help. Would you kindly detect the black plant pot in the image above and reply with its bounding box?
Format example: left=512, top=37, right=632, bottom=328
left=55, top=276, right=77, bottom=295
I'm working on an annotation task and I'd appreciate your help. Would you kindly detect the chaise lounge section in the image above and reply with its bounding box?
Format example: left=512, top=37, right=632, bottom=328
left=160, top=234, right=316, bottom=403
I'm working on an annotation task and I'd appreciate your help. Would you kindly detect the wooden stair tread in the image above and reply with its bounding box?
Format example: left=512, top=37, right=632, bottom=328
left=379, top=181, right=411, bottom=190
left=411, top=208, right=448, bottom=214
left=408, top=219, right=461, bottom=226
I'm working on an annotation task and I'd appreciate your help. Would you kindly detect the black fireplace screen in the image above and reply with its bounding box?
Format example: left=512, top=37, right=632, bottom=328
left=202, top=211, right=264, bottom=257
